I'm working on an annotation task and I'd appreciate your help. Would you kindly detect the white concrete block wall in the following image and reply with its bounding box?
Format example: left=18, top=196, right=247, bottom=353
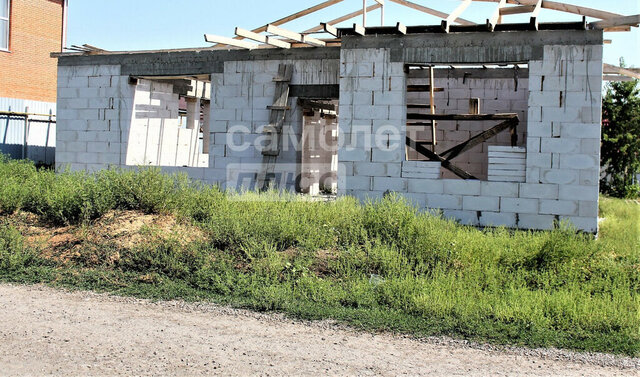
left=56, top=64, right=133, bottom=172
left=522, top=44, right=603, bottom=233
left=406, top=74, right=529, bottom=179
left=125, top=79, right=207, bottom=168
left=56, top=41, right=602, bottom=233
left=339, top=48, right=406, bottom=199
left=339, top=43, right=602, bottom=233
left=208, top=59, right=339, bottom=189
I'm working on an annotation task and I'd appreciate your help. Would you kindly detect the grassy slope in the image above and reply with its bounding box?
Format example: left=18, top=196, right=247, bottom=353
left=0, top=156, right=638, bottom=356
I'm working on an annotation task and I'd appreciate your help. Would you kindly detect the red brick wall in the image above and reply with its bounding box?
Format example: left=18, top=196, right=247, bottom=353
left=0, top=0, right=64, bottom=103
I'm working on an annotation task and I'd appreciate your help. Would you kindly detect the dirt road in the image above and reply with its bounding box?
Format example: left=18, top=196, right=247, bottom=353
left=0, top=284, right=637, bottom=376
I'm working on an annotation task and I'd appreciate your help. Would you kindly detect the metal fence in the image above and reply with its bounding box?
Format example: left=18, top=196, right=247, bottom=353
left=0, top=98, right=56, bottom=166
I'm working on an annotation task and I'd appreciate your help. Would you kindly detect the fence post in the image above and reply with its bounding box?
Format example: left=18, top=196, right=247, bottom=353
left=22, top=107, right=29, bottom=159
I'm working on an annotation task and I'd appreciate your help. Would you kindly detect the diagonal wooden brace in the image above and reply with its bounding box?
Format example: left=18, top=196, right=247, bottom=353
left=439, top=117, right=519, bottom=161
left=406, top=137, right=478, bottom=180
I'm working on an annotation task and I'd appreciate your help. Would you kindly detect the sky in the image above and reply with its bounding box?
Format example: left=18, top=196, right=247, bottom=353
left=67, top=0, right=640, bottom=67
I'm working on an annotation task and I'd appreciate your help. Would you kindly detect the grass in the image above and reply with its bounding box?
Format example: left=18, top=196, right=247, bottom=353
left=0, top=155, right=638, bottom=356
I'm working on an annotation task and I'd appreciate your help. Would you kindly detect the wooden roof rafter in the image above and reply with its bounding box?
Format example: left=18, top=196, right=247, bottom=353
left=388, top=0, right=475, bottom=25
left=487, top=0, right=508, bottom=31
left=303, top=3, right=383, bottom=34
left=203, top=0, right=637, bottom=51
left=211, top=0, right=344, bottom=48
left=442, top=0, right=473, bottom=32
left=266, top=24, right=327, bottom=47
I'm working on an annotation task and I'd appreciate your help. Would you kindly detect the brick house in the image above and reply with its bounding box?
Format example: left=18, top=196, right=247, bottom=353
left=0, top=0, right=67, bottom=164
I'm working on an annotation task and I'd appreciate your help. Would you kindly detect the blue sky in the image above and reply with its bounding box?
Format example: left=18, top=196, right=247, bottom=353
left=67, top=0, right=639, bottom=67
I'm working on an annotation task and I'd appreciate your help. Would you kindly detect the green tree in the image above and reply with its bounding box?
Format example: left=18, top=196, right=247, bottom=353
left=601, top=63, right=640, bottom=198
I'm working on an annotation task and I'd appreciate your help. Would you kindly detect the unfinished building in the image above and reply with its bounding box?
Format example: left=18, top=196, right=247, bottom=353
left=54, top=0, right=640, bottom=233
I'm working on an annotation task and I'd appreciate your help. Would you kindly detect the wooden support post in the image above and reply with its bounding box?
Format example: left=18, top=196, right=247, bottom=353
left=530, top=0, right=543, bottom=30
left=429, top=66, right=436, bottom=151
left=22, top=107, right=29, bottom=160
left=442, top=0, right=472, bottom=33
left=373, top=0, right=385, bottom=25
left=488, top=0, right=507, bottom=31
left=363, top=0, right=367, bottom=27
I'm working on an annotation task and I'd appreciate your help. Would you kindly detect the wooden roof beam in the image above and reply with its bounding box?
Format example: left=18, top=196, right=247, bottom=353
left=204, top=34, right=257, bottom=49
left=530, top=0, right=543, bottom=30
left=396, top=22, right=407, bottom=34
left=603, top=63, right=640, bottom=80
left=442, top=0, right=472, bottom=33
left=235, top=28, right=291, bottom=49
left=500, top=5, right=536, bottom=16
left=266, top=24, right=326, bottom=47
left=303, top=3, right=382, bottom=34
left=590, top=15, right=640, bottom=29
left=488, top=0, right=507, bottom=31
left=213, top=0, right=343, bottom=48
left=353, top=23, right=366, bottom=36
left=473, top=0, right=623, bottom=21
left=387, top=0, right=475, bottom=25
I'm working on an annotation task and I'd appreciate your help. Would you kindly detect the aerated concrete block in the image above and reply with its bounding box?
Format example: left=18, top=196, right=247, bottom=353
left=463, top=196, right=499, bottom=212
left=442, top=210, right=479, bottom=226
left=500, top=198, right=539, bottom=214
left=479, top=212, right=517, bottom=228
left=427, top=194, right=463, bottom=210
left=518, top=214, right=555, bottom=230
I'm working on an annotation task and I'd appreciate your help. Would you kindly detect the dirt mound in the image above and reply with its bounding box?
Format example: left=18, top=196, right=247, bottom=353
left=4, top=210, right=207, bottom=264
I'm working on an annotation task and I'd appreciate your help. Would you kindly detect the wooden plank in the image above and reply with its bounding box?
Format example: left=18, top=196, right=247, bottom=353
left=406, top=137, right=477, bottom=180
left=530, top=0, right=543, bottom=30
left=442, top=0, right=472, bottom=33
left=603, top=63, right=640, bottom=80
left=407, top=113, right=518, bottom=121
left=235, top=28, right=291, bottom=49
left=204, top=34, right=256, bottom=49
left=590, top=15, right=640, bottom=29
left=488, top=0, right=508, bottom=30
left=500, top=5, right=536, bottom=15
left=322, top=23, right=339, bottom=37
left=429, top=66, right=437, bottom=150
left=397, top=22, right=407, bottom=34
left=387, top=0, right=475, bottom=25
left=250, top=0, right=343, bottom=34
left=213, top=0, right=343, bottom=48
left=298, top=99, right=336, bottom=111
left=304, top=4, right=382, bottom=34
left=266, top=24, right=326, bottom=47
left=353, top=23, right=366, bottom=36
left=603, top=75, right=636, bottom=82
left=439, top=118, right=519, bottom=161
left=407, top=85, right=445, bottom=92
left=473, top=0, right=623, bottom=20
left=603, top=26, right=632, bottom=32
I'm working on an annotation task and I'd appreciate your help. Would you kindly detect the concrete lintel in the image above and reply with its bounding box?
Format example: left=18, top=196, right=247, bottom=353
left=342, top=30, right=602, bottom=63
left=58, top=47, right=342, bottom=76
left=408, top=67, right=530, bottom=79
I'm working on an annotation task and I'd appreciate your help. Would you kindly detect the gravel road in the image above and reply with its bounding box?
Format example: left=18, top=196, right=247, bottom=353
left=0, top=284, right=637, bottom=376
